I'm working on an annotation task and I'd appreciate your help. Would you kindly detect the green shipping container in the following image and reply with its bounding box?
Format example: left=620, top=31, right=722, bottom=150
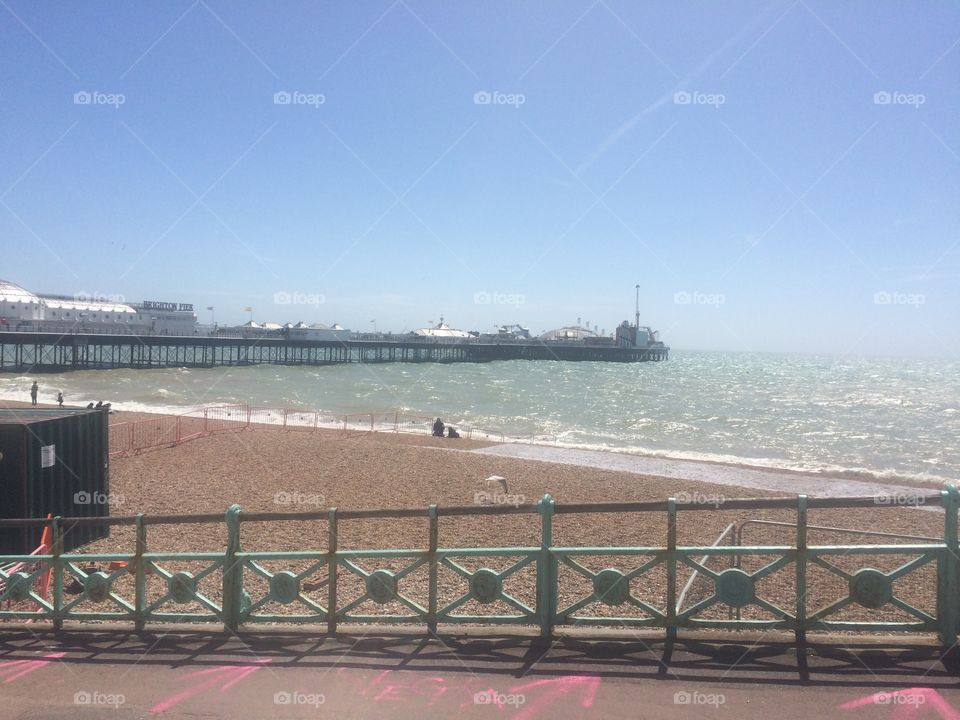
left=0, top=407, right=110, bottom=554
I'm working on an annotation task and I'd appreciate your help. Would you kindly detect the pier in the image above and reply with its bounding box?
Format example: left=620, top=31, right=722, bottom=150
left=0, top=331, right=668, bottom=372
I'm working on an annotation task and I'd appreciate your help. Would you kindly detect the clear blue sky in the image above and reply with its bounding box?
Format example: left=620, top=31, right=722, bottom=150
left=1, top=1, right=957, bottom=356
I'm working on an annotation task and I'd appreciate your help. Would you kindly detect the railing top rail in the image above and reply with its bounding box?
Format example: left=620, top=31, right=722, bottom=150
left=0, top=491, right=950, bottom=529
left=736, top=518, right=940, bottom=543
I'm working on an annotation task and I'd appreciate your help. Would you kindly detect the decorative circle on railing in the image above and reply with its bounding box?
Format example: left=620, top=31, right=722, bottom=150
left=849, top=568, right=892, bottom=609
left=84, top=571, right=112, bottom=604
left=715, top=568, right=755, bottom=608
left=269, top=571, right=300, bottom=605
left=593, top=568, right=629, bottom=606
left=367, top=570, right=397, bottom=604
left=5, top=571, right=33, bottom=603
left=168, top=571, right=196, bottom=604
left=470, top=569, right=502, bottom=604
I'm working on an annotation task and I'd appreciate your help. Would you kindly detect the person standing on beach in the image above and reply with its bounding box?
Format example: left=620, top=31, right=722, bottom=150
left=57, top=391, right=64, bottom=407
left=30, top=381, right=38, bottom=406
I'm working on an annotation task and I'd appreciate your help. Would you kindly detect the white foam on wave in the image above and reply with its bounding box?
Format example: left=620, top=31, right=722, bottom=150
left=470, top=444, right=948, bottom=501
left=508, top=436, right=954, bottom=487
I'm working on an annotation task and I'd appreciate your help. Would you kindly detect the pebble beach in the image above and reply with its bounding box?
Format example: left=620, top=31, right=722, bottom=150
left=2, top=401, right=947, bottom=626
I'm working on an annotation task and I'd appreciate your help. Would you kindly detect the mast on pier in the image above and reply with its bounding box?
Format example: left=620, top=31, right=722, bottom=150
left=634, top=284, right=640, bottom=329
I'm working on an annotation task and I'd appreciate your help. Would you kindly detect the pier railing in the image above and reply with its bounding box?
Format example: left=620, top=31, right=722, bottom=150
left=107, top=404, right=553, bottom=457
left=1, top=490, right=957, bottom=646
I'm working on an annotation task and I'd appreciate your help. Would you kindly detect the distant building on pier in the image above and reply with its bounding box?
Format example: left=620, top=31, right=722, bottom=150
left=412, top=317, right=471, bottom=340
left=0, top=279, right=196, bottom=334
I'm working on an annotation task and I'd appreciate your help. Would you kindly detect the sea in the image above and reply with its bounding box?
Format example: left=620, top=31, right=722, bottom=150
left=1, top=350, right=957, bottom=484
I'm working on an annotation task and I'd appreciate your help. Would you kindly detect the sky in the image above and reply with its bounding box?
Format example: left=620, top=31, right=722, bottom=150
left=1, top=1, right=958, bottom=357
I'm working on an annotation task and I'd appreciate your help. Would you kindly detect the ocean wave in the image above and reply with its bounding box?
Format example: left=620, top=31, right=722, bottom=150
left=498, top=436, right=954, bottom=487
left=3, top=352, right=957, bottom=484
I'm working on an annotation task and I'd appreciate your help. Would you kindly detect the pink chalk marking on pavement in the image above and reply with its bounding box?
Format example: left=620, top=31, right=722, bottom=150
left=840, top=688, right=960, bottom=720
left=0, top=652, right=66, bottom=683
left=508, top=675, right=600, bottom=720
left=149, top=659, right=272, bottom=714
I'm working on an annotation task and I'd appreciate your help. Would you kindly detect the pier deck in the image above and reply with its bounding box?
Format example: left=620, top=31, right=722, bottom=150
left=0, top=332, right=668, bottom=372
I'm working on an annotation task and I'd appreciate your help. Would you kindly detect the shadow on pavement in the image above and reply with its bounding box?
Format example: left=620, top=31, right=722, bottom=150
left=1, top=627, right=957, bottom=689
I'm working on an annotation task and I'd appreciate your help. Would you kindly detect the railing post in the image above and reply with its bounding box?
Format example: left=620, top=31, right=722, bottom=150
left=134, top=514, right=146, bottom=631
left=939, top=485, right=959, bottom=648
left=537, top=494, right=555, bottom=638
left=52, top=516, right=63, bottom=631
left=222, top=504, right=243, bottom=632
left=666, top=498, right=677, bottom=639
left=796, top=495, right=807, bottom=646
left=327, top=508, right=338, bottom=636
left=428, top=504, right=438, bottom=633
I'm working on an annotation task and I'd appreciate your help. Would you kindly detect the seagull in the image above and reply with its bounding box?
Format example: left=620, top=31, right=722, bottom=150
left=486, top=475, right=509, bottom=493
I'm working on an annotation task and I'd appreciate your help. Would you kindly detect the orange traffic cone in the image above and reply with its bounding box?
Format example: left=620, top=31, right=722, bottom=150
left=37, top=514, right=53, bottom=600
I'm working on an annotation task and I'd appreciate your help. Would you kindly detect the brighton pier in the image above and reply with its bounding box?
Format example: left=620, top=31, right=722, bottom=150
left=0, top=331, right=669, bottom=372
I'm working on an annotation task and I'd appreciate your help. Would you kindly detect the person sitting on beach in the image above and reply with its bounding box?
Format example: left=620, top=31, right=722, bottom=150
left=95, top=400, right=103, bottom=408
left=86, top=402, right=95, bottom=409
left=447, top=426, right=460, bottom=439
left=432, top=417, right=445, bottom=437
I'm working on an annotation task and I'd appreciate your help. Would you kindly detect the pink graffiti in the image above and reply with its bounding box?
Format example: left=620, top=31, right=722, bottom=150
left=149, top=659, right=271, bottom=714
left=508, top=676, right=600, bottom=720
left=840, top=688, right=960, bottom=720
left=335, top=668, right=599, bottom=718
left=0, top=652, right=66, bottom=683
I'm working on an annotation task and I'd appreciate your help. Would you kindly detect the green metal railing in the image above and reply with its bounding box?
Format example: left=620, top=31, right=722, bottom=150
left=1, top=488, right=957, bottom=646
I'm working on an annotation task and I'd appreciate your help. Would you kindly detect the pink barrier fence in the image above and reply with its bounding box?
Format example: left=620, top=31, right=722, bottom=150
left=107, top=404, right=540, bottom=458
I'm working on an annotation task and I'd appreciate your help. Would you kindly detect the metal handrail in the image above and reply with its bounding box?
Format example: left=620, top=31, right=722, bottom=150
left=3, top=490, right=957, bottom=644
left=730, top=519, right=940, bottom=620
left=675, top=523, right=736, bottom=612
left=735, top=519, right=939, bottom=548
